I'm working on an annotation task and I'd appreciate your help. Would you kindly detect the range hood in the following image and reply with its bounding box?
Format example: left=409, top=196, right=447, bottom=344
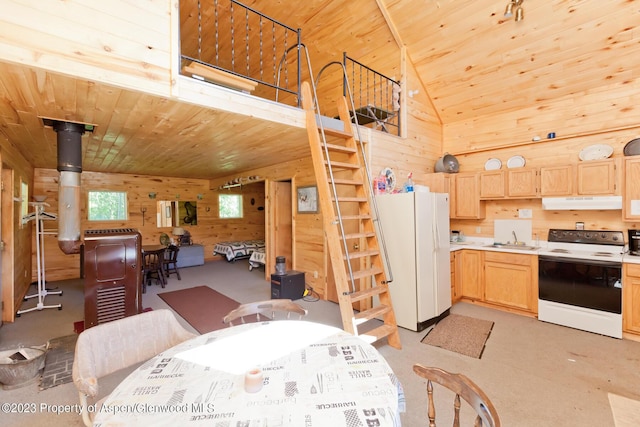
left=542, top=196, right=622, bottom=211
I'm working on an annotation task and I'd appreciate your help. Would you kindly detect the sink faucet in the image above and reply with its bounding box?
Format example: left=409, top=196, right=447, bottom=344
left=512, top=231, right=519, bottom=245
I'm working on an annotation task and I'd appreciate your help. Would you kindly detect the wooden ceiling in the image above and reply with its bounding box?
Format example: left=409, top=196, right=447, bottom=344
left=1, top=0, right=638, bottom=180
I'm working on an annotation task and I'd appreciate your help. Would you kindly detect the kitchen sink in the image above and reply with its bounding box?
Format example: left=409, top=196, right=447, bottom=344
left=484, top=243, right=540, bottom=251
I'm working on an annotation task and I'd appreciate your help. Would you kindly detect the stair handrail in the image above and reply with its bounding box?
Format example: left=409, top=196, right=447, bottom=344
left=276, top=46, right=364, bottom=290
left=313, top=62, right=394, bottom=288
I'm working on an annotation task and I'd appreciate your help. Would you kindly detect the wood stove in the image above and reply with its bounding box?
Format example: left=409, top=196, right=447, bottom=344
left=83, top=228, right=142, bottom=329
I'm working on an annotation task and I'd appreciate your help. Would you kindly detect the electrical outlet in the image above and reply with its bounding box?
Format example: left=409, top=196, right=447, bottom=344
left=518, top=209, right=532, bottom=219
left=313, top=271, right=318, bottom=279
left=476, top=227, right=481, bottom=233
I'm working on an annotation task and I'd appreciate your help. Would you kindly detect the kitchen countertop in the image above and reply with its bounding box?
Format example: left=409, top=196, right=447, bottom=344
left=450, top=238, right=640, bottom=263
left=449, top=238, right=542, bottom=254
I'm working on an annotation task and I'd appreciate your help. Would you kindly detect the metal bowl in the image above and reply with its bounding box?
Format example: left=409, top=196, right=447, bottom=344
left=434, top=153, right=460, bottom=173
left=623, top=138, right=640, bottom=156
left=0, top=347, right=46, bottom=390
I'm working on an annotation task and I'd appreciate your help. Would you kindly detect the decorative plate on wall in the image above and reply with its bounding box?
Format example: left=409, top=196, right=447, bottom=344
left=507, top=155, right=526, bottom=168
left=579, top=144, right=613, bottom=161
left=484, top=158, right=502, bottom=171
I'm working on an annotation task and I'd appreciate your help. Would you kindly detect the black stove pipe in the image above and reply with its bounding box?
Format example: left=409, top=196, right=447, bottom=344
left=54, top=121, right=85, bottom=254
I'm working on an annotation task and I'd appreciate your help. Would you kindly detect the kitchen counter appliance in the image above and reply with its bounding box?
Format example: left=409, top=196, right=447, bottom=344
left=629, top=229, right=640, bottom=256
left=538, top=229, right=624, bottom=338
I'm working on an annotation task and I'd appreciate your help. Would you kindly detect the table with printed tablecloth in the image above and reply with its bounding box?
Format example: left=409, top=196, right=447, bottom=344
left=93, top=320, right=405, bottom=426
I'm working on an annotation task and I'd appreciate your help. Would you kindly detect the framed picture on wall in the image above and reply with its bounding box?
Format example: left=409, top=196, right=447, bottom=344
left=297, top=185, right=318, bottom=213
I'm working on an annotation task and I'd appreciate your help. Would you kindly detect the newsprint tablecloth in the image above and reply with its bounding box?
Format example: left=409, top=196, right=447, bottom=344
left=94, top=321, right=404, bottom=426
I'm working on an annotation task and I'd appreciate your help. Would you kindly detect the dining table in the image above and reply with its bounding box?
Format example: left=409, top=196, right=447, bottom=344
left=93, top=320, right=405, bottom=426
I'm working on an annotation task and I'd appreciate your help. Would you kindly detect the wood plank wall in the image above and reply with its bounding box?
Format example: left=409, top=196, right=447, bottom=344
left=32, top=168, right=265, bottom=282
left=0, top=135, right=34, bottom=322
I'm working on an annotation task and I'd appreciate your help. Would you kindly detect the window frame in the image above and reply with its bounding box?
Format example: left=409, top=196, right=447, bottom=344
left=87, top=190, right=129, bottom=221
left=218, top=193, right=243, bottom=219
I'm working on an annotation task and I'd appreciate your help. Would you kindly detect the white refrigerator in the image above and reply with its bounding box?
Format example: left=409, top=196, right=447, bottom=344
left=375, top=191, right=451, bottom=331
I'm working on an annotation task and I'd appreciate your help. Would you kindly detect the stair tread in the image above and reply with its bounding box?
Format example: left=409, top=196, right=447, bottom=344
left=333, top=196, right=368, bottom=202
left=354, top=305, right=391, bottom=321
left=357, top=324, right=397, bottom=344
left=343, top=232, right=376, bottom=239
left=338, top=214, right=372, bottom=221
left=324, top=143, right=356, bottom=153
left=350, top=267, right=383, bottom=281
left=324, top=160, right=360, bottom=169
left=318, top=126, right=352, bottom=139
left=330, top=178, right=364, bottom=186
left=349, top=285, right=388, bottom=302
left=344, top=249, right=379, bottom=259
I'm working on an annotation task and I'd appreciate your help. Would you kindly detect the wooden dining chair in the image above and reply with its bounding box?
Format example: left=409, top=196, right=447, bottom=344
left=222, top=299, right=308, bottom=326
left=142, top=251, right=164, bottom=292
left=72, top=309, right=196, bottom=427
left=163, top=244, right=181, bottom=280
left=413, top=363, right=501, bottom=427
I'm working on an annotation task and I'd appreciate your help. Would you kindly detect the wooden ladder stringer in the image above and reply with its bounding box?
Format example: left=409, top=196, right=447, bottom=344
left=301, top=82, right=401, bottom=349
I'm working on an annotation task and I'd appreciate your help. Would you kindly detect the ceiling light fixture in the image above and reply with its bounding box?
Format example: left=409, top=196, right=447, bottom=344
left=504, top=0, right=524, bottom=21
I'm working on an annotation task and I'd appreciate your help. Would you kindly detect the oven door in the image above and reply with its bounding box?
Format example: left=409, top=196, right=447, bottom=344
left=538, top=255, right=622, bottom=314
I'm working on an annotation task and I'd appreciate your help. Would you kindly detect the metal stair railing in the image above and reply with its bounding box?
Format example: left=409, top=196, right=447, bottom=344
left=312, top=61, right=394, bottom=292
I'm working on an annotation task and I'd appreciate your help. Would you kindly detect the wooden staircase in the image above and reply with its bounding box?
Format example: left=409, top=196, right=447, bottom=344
left=301, top=81, right=401, bottom=349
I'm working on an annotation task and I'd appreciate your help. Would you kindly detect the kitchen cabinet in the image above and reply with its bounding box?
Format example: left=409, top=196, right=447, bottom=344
left=540, top=159, right=618, bottom=197
left=480, top=168, right=538, bottom=199
left=457, top=249, right=483, bottom=300
left=453, top=173, right=485, bottom=219
left=623, top=263, right=640, bottom=335
left=507, top=168, right=538, bottom=198
left=484, top=251, right=537, bottom=314
left=540, top=165, right=573, bottom=196
left=450, top=252, right=461, bottom=303
left=576, top=158, right=618, bottom=195
left=623, top=156, right=640, bottom=221
left=479, top=171, right=505, bottom=199
left=423, top=172, right=455, bottom=218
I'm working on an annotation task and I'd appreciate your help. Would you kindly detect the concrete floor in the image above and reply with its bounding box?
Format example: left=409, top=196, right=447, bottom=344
left=1, top=260, right=639, bottom=426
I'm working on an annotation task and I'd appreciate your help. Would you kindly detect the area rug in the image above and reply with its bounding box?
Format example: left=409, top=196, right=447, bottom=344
left=421, top=314, right=494, bottom=359
left=158, top=286, right=240, bottom=334
left=40, top=334, right=78, bottom=390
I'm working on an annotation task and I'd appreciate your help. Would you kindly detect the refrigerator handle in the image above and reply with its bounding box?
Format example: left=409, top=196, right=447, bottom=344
left=432, top=213, right=439, bottom=250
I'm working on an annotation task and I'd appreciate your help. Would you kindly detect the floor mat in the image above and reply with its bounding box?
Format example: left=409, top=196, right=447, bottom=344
left=158, top=285, right=240, bottom=334
left=421, top=314, right=494, bottom=359
left=40, top=334, right=77, bottom=390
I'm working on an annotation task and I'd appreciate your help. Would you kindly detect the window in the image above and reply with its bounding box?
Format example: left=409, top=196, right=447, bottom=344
left=20, top=181, right=29, bottom=218
left=88, top=191, right=128, bottom=221
left=219, top=194, right=243, bottom=218
left=20, top=181, right=29, bottom=228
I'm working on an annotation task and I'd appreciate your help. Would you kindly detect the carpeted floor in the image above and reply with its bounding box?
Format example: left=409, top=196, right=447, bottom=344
left=158, top=285, right=240, bottom=334
left=421, top=313, right=494, bottom=359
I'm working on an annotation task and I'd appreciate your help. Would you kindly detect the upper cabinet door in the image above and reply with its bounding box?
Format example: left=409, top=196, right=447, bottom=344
left=454, top=173, right=485, bottom=219
left=540, top=165, right=573, bottom=196
left=624, top=157, right=640, bottom=221
left=479, top=170, right=505, bottom=199
left=576, top=158, right=617, bottom=195
left=507, top=168, right=539, bottom=198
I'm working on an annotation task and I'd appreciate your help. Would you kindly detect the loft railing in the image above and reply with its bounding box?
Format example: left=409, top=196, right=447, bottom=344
left=179, top=0, right=302, bottom=106
left=343, top=53, right=401, bottom=136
